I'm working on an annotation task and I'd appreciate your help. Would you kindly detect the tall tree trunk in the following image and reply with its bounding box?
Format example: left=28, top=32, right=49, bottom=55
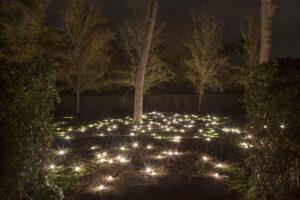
left=133, top=1, right=158, bottom=122
left=76, top=90, right=80, bottom=114
left=76, top=66, right=81, bottom=114
left=198, top=91, right=202, bottom=112
left=259, top=0, right=278, bottom=64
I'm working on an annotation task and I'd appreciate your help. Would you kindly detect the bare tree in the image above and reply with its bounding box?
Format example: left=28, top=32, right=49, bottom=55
left=59, top=0, right=114, bottom=114
left=133, top=0, right=158, bottom=122
left=259, top=0, right=278, bottom=63
left=185, top=8, right=227, bottom=112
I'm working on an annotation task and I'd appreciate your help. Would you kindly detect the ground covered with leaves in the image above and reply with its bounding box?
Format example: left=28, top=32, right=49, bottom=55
left=49, top=112, right=249, bottom=200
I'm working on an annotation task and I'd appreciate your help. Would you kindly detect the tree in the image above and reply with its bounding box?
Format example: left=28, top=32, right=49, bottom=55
left=259, top=0, right=278, bottom=63
left=0, top=0, right=63, bottom=199
left=240, top=14, right=261, bottom=68
left=118, top=0, right=173, bottom=122
left=133, top=0, right=158, bottom=122
left=59, top=0, right=114, bottom=114
left=185, top=8, right=227, bottom=112
left=119, top=0, right=174, bottom=94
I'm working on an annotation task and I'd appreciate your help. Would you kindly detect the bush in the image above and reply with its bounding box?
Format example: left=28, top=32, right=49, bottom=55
left=0, top=1, right=63, bottom=199
left=242, top=58, right=300, bottom=199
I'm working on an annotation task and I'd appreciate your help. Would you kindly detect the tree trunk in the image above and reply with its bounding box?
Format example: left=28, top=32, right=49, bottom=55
left=76, top=90, right=80, bottom=114
left=76, top=67, right=81, bottom=114
left=259, top=0, right=278, bottom=64
left=133, top=1, right=158, bottom=122
left=198, top=91, right=202, bottom=112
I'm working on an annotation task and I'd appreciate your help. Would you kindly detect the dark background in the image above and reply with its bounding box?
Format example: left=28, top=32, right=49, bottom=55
left=47, top=0, right=300, bottom=59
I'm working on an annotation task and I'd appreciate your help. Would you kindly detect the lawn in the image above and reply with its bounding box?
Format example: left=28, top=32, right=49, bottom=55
left=49, top=112, right=249, bottom=200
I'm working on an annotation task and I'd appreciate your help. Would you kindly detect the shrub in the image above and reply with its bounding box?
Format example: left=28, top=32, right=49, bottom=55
left=0, top=1, right=63, bottom=199
left=242, top=58, right=300, bottom=199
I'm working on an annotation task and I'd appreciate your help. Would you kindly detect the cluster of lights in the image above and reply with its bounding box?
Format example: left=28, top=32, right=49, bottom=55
left=53, top=112, right=246, bottom=191
left=222, top=128, right=241, bottom=134
left=163, top=150, right=179, bottom=156
left=173, top=136, right=181, bottom=143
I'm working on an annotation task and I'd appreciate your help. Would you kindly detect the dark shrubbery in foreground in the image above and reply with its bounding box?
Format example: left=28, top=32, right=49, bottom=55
left=0, top=1, right=63, bottom=199
left=241, top=58, right=300, bottom=199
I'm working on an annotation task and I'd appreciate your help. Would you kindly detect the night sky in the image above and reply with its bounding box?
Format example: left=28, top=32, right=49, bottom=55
left=47, top=0, right=300, bottom=58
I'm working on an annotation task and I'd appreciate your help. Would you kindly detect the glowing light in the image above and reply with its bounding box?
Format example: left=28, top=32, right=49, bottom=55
left=75, top=166, right=81, bottom=171
left=280, top=124, right=285, bottom=129
left=206, top=138, right=211, bottom=142
left=157, top=155, right=162, bottom=159
left=146, top=168, right=151, bottom=172
left=65, top=136, right=70, bottom=140
left=50, top=164, right=55, bottom=170
left=130, top=133, right=135, bottom=136
left=107, top=176, right=113, bottom=181
left=173, top=136, right=181, bottom=142
left=108, top=159, right=113, bottom=164
left=151, top=171, right=156, bottom=176
left=98, top=185, right=105, bottom=191
left=217, top=163, right=223, bottom=168
left=58, top=150, right=65, bottom=155
left=146, top=145, right=152, bottom=150
left=120, top=146, right=126, bottom=151
left=100, top=158, right=106, bottom=163
left=133, top=142, right=138, bottom=148
left=214, top=173, right=219, bottom=178
left=97, top=154, right=102, bottom=159
left=199, top=129, right=203, bottom=133
left=263, top=125, right=267, bottom=129
left=120, top=158, right=126, bottom=163
left=202, top=156, right=208, bottom=161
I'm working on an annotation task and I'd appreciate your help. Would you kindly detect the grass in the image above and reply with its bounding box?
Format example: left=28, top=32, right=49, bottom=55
left=49, top=112, right=249, bottom=199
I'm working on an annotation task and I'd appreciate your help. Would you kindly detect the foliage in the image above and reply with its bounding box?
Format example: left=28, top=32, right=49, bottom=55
left=225, top=167, right=252, bottom=196
left=0, top=1, right=63, bottom=199
left=240, top=14, right=260, bottom=69
left=242, top=58, right=300, bottom=199
left=58, top=0, right=115, bottom=94
left=185, top=8, right=228, bottom=95
left=118, top=0, right=174, bottom=93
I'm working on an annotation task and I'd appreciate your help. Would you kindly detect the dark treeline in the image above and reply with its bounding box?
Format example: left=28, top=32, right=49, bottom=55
left=46, top=0, right=256, bottom=114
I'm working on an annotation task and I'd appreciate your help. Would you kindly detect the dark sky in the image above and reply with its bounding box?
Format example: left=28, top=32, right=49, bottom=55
left=47, top=0, right=300, bottom=58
